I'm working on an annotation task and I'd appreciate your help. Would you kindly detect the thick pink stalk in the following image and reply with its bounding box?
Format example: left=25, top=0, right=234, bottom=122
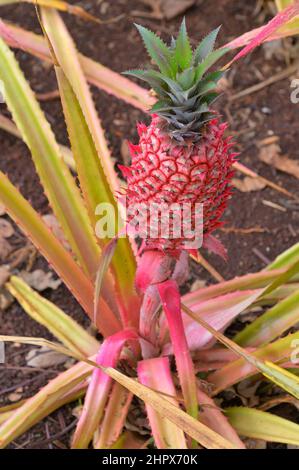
left=162, top=289, right=262, bottom=353
left=72, top=329, right=138, bottom=449
left=136, top=250, right=175, bottom=345
left=157, top=280, right=198, bottom=419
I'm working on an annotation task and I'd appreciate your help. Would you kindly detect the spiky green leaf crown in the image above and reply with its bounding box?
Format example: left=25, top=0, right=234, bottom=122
left=125, top=19, right=229, bottom=143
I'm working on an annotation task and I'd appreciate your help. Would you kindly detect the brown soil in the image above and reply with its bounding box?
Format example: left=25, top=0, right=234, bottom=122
left=0, top=0, right=298, bottom=449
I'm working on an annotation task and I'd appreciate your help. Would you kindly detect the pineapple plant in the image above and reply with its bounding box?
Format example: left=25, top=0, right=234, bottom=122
left=1, top=3, right=299, bottom=450
left=123, top=21, right=237, bottom=260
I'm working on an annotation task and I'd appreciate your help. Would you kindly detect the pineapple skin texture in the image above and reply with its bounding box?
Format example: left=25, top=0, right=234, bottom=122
left=122, top=115, right=237, bottom=253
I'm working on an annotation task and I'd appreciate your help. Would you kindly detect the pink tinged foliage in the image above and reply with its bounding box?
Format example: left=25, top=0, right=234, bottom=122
left=197, top=387, right=245, bottom=449
left=194, top=347, right=256, bottom=371
left=135, top=250, right=175, bottom=346
left=135, top=250, right=175, bottom=293
left=0, top=20, right=154, bottom=112
left=93, top=382, right=133, bottom=449
left=162, top=289, right=262, bottom=353
left=226, top=1, right=299, bottom=64
left=71, top=329, right=138, bottom=449
left=0, top=173, right=121, bottom=337
left=157, top=280, right=198, bottom=418
left=202, top=234, right=227, bottom=261
left=136, top=250, right=190, bottom=350
left=207, top=332, right=299, bottom=394
left=138, top=357, right=187, bottom=449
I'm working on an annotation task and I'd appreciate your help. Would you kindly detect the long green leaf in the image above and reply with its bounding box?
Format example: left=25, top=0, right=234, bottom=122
left=234, top=289, right=299, bottom=347
left=0, top=172, right=121, bottom=336
left=41, top=7, right=118, bottom=191
left=0, top=20, right=154, bottom=110
left=207, top=331, right=299, bottom=393
left=183, top=303, right=299, bottom=399
left=267, top=242, right=299, bottom=270
left=7, top=275, right=99, bottom=357
left=41, top=9, right=140, bottom=328
left=0, top=113, right=76, bottom=170
left=226, top=407, right=299, bottom=445
left=0, top=353, right=93, bottom=448
left=194, top=26, right=221, bottom=64
left=0, top=36, right=100, bottom=280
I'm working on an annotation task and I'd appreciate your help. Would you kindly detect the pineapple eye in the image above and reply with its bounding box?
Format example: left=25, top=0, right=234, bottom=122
left=170, top=173, right=188, bottom=183
left=160, top=159, right=177, bottom=173
left=191, top=167, right=204, bottom=178
left=148, top=153, right=159, bottom=167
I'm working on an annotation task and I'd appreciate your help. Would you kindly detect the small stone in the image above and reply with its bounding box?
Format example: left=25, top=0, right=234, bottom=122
left=8, top=390, right=22, bottom=402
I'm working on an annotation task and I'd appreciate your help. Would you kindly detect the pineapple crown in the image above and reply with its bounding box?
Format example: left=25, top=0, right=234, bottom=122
left=124, top=19, right=229, bottom=143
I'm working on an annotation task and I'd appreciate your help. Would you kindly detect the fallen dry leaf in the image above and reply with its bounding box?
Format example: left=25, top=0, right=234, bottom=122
left=160, top=0, right=196, bottom=19
left=259, top=143, right=299, bottom=179
left=26, top=347, right=68, bottom=368
left=20, top=269, right=61, bottom=291
left=0, top=218, right=14, bottom=238
left=42, top=214, right=70, bottom=250
left=243, top=438, right=267, bottom=450
left=8, top=244, right=36, bottom=270
left=0, top=237, right=13, bottom=261
left=262, top=199, right=287, bottom=212
left=72, top=404, right=83, bottom=419
left=190, top=279, right=207, bottom=292
left=0, top=288, right=14, bottom=311
left=232, top=177, right=266, bottom=192
left=136, top=0, right=196, bottom=20
left=220, top=226, right=266, bottom=234
left=0, top=265, right=10, bottom=287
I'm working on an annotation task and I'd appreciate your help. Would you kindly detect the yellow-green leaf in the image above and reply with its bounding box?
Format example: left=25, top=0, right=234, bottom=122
left=226, top=407, right=299, bottom=445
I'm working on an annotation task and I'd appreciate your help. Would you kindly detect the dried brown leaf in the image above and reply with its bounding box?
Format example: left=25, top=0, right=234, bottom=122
left=7, top=391, right=22, bottom=403
left=19, top=269, right=61, bottom=291
left=0, top=237, right=13, bottom=260
left=0, top=288, right=14, bottom=310
left=137, top=0, right=196, bottom=20
left=0, top=218, right=14, bottom=238
left=0, top=265, right=10, bottom=287
left=42, top=214, right=70, bottom=250
left=161, top=0, right=196, bottom=19
left=26, top=346, right=67, bottom=368
left=259, top=143, right=299, bottom=179
left=232, top=177, right=266, bottom=192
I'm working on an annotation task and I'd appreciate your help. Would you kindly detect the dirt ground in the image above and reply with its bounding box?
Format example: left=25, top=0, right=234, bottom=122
left=0, top=0, right=298, bottom=448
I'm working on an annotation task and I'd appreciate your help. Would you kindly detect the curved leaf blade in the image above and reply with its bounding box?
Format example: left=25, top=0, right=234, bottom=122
left=0, top=36, right=100, bottom=279
left=7, top=275, right=99, bottom=357
left=226, top=407, right=299, bottom=446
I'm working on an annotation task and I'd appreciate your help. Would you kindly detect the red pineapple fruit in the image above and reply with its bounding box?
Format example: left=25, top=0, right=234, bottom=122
left=121, top=20, right=237, bottom=297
